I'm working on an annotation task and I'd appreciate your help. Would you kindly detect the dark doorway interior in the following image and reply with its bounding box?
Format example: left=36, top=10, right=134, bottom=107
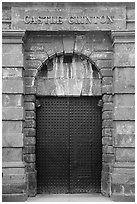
left=36, top=97, right=102, bottom=194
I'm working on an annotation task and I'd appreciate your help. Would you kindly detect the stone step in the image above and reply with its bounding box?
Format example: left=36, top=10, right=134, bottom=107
left=2, top=193, right=28, bottom=202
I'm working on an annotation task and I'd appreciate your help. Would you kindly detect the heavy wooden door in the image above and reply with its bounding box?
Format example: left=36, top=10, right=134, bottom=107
left=36, top=97, right=102, bottom=194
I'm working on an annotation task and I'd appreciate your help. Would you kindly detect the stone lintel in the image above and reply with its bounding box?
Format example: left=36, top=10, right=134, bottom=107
left=2, top=30, right=26, bottom=44
left=111, top=31, right=135, bottom=44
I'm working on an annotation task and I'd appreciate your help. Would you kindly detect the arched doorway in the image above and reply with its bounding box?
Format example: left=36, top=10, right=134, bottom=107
left=35, top=54, right=102, bottom=194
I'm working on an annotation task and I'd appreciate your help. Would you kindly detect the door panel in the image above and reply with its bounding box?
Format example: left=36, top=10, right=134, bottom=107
left=36, top=97, right=102, bottom=194
left=36, top=97, right=69, bottom=193
left=69, top=97, right=102, bottom=193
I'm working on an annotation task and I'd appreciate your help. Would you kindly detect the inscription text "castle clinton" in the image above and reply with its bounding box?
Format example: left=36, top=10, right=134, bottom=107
left=24, top=15, right=114, bottom=25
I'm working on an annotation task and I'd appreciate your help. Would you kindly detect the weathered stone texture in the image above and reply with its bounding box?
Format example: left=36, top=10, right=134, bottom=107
left=75, top=35, right=87, bottom=53
left=25, top=102, right=35, bottom=111
left=113, top=121, right=135, bottom=135
left=2, top=133, right=23, bottom=147
left=111, top=171, right=135, bottom=184
left=24, top=128, right=36, bottom=137
left=113, top=94, right=135, bottom=106
left=3, top=174, right=26, bottom=184
left=2, top=193, right=27, bottom=202
left=102, top=137, right=112, bottom=145
left=102, top=119, right=113, bottom=128
left=102, top=154, right=115, bottom=163
left=2, top=79, right=24, bottom=93
left=126, top=22, right=135, bottom=30
left=2, top=94, right=23, bottom=107
left=2, top=107, right=24, bottom=120
left=113, top=94, right=135, bottom=120
left=25, top=86, right=36, bottom=94
left=24, top=120, right=36, bottom=128
left=111, top=183, right=135, bottom=194
left=126, top=8, right=135, bottom=20
left=114, top=134, right=135, bottom=148
left=116, top=148, right=135, bottom=162
left=102, top=85, right=112, bottom=94
left=24, top=154, right=36, bottom=163
left=2, top=121, right=23, bottom=133
left=103, top=146, right=114, bottom=154
left=2, top=23, right=11, bottom=30
left=25, top=163, right=36, bottom=172
left=101, top=171, right=111, bottom=196
left=92, top=34, right=112, bottom=52
left=90, top=51, right=113, bottom=61
left=24, top=69, right=37, bottom=77
left=27, top=171, right=37, bottom=196
left=24, top=77, right=34, bottom=86
left=2, top=148, right=22, bottom=162
left=113, top=107, right=135, bottom=120
left=24, top=137, right=36, bottom=146
left=96, top=60, right=112, bottom=68
left=3, top=168, right=25, bottom=175
left=111, top=194, right=135, bottom=202
left=2, top=68, right=23, bottom=78
left=63, top=35, right=75, bottom=54
left=23, top=146, right=35, bottom=154
left=100, top=68, right=113, bottom=77
left=102, top=94, right=112, bottom=102
left=25, top=59, right=42, bottom=69
left=26, top=35, right=63, bottom=57
left=102, top=128, right=112, bottom=137
left=2, top=7, right=11, bottom=20
left=24, top=95, right=35, bottom=102
left=36, top=78, right=101, bottom=96
left=2, top=183, right=27, bottom=194
left=113, top=121, right=135, bottom=147
left=25, top=111, right=36, bottom=120
left=102, top=111, right=112, bottom=119
left=3, top=161, right=25, bottom=168
left=102, top=77, right=113, bottom=85
left=113, top=68, right=135, bottom=93
left=114, top=44, right=135, bottom=66
left=25, top=51, right=48, bottom=61
left=2, top=44, right=23, bottom=66
left=102, top=103, right=113, bottom=111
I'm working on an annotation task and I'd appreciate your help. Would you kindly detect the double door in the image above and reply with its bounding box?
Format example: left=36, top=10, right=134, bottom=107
left=36, top=97, right=102, bottom=194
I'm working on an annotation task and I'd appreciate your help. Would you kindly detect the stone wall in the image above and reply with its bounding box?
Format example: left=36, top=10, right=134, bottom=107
left=111, top=31, right=135, bottom=202
left=2, top=32, right=27, bottom=202
left=2, top=2, right=135, bottom=202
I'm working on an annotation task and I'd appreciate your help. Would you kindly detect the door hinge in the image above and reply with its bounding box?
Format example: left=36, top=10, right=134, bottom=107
left=98, top=99, right=103, bottom=107
left=36, top=99, right=41, bottom=108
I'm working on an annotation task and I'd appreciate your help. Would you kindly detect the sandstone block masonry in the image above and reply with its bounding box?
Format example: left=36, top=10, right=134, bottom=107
left=111, top=31, right=135, bottom=202
left=2, top=31, right=27, bottom=202
left=2, top=2, right=135, bottom=202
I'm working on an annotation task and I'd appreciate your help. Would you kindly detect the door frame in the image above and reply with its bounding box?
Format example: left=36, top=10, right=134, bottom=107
left=23, top=31, right=114, bottom=197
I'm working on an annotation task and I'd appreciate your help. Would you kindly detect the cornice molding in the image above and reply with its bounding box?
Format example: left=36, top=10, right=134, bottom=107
left=2, top=30, right=26, bottom=44
left=111, top=31, right=135, bottom=45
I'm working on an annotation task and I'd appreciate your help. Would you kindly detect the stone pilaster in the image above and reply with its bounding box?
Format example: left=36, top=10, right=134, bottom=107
left=111, top=31, right=135, bottom=202
left=2, top=31, right=28, bottom=202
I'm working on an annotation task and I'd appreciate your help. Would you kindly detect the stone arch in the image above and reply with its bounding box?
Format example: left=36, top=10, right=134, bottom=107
left=36, top=51, right=102, bottom=79
left=35, top=52, right=102, bottom=96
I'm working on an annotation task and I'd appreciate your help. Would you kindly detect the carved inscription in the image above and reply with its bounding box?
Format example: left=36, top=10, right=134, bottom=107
left=24, top=15, right=114, bottom=25
left=11, top=7, right=126, bottom=30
